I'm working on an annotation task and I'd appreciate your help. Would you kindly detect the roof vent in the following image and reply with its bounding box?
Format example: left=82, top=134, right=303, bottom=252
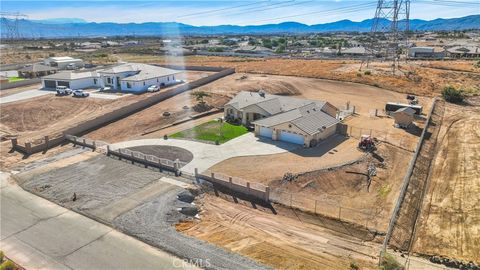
left=258, top=90, right=266, bottom=98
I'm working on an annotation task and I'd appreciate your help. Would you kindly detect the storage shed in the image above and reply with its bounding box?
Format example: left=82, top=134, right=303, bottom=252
left=393, top=107, right=415, bottom=128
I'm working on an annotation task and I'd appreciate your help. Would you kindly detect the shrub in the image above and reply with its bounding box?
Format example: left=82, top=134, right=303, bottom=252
left=356, top=72, right=362, bottom=77
left=0, top=251, right=3, bottom=262
left=442, top=86, right=464, bottom=103
left=350, top=260, right=360, bottom=270
left=475, top=60, right=480, bottom=68
left=378, top=253, right=404, bottom=270
left=364, top=70, right=372, bottom=75
left=0, top=260, right=14, bottom=270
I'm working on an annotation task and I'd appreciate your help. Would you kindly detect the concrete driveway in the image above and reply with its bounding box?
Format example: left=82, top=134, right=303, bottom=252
left=0, top=89, right=54, bottom=104
left=109, top=133, right=301, bottom=174
left=0, top=172, right=199, bottom=270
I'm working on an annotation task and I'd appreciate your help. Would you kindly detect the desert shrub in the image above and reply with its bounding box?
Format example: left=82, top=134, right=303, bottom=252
left=364, top=70, right=372, bottom=75
left=0, top=260, right=14, bottom=270
left=442, top=86, right=464, bottom=103
left=356, top=72, right=362, bottom=77
left=475, top=60, right=480, bottom=68
left=350, top=260, right=360, bottom=270
left=378, top=253, right=404, bottom=270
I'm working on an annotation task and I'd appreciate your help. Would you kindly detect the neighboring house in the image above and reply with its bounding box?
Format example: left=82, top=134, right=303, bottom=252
left=225, top=91, right=339, bottom=147
left=18, top=64, right=57, bottom=78
left=341, top=46, right=367, bottom=56
left=393, top=107, right=415, bottom=128
left=0, top=75, right=8, bottom=84
left=408, top=47, right=445, bottom=59
left=446, top=46, right=480, bottom=58
left=234, top=46, right=274, bottom=55
left=41, top=63, right=182, bottom=92
left=44, top=56, right=84, bottom=69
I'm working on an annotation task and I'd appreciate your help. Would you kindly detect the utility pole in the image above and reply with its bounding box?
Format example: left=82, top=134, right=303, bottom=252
left=0, top=12, right=28, bottom=40
left=365, top=0, right=410, bottom=74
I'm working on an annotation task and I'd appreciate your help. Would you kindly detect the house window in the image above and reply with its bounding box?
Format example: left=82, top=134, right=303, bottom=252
left=172, top=75, right=175, bottom=81
left=167, top=76, right=170, bottom=81
left=157, top=78, right=159, bottom=82
left=107, top=77, right=111, bottom=84
left=143, top=82, right=146, bottom=86
left=93, top=78, right=97, bottom=84
left=127, top=82, right=132, bottom=89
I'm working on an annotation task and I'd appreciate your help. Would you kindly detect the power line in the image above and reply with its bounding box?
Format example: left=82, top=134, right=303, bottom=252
left=177, top=2, right=264, bottom=19
left=238, top=2, right=378, bottom=25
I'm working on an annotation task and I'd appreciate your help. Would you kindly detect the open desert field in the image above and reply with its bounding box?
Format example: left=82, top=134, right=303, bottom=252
left=117, top=54, right=480, bottom=97
left=178, top=194, right=379, bottom=270
left=412, top=103, right=480, bottom=264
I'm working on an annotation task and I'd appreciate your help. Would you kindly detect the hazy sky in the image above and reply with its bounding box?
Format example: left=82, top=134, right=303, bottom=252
left=1, top=1, right=479, bottom=26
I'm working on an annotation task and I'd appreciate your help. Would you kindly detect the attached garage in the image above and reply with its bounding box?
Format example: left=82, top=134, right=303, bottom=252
left=279, top=131, right=305, bottom=145
left=56, top=81, right=70, bottom=87
left=43, top=80, right=56, bottom=88
left=259, top=126, right=273, bottom=138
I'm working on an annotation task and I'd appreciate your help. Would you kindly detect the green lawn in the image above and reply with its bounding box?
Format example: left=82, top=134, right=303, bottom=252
left=170, top=120, right=249, bottom=144
left=8, top=76, right=25, bottom=83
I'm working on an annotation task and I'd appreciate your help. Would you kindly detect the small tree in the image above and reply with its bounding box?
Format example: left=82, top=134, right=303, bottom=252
left=378, top=253, right=404, bottom=270
left=442, top=86, right=464, bottom=103
left=191, top=91, right=210, bottom=105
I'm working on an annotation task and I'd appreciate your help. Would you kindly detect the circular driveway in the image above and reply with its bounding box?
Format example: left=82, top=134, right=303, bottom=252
left=109, top=133, right=300, bottom=174
left=126, top=145, right=194, bottom=163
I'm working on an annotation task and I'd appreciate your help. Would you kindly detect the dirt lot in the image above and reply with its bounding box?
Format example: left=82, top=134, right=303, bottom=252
left=412, top=103, right=480, bottom=264
left=118, top=54, right=480, bottom=96
left=12, top=150, right=269, bottom=270
left=178, top=194, right=380, bottom=270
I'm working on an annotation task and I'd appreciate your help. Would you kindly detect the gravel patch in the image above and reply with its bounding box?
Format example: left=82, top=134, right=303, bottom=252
left=19, top=155, right=163, bottom=212
left=113, top=188, right=271, bottom=270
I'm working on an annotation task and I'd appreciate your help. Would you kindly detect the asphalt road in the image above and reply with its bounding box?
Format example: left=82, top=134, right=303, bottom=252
left=0, top=172, right=199, bottom=270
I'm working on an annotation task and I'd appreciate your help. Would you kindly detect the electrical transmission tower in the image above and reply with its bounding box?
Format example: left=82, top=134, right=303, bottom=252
left=0, top=12, right=28, bottom=40
left=367, top=0, right=410, bottom=73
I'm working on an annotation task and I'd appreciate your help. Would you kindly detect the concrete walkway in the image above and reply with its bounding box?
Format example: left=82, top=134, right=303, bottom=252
left=0, top=172, right=199, bottom=270
left=109, top=133, right=301, bottom=174
left=0, top=89, right=54, bottom=104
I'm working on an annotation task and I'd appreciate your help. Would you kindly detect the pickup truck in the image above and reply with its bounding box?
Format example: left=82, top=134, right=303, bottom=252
left=56, top=86, right=72, bottom=96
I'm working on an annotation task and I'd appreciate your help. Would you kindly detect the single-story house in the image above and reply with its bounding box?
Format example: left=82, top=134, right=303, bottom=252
left=446, top=46, right=480, bottom=58
left=44, top=56, right=84, bottom=69
left=41, top=63, right=183, bottom=92
left=393, top=107, right=415, bottom=128
left=408, top=47, right=445, bottom=59
left=225, top=91, right=339, bottom=147
left=18, top=63, right=57, bottom=78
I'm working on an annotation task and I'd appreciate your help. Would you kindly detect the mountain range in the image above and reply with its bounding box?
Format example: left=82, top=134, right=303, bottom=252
left=9, top=15, right=480, bottom=38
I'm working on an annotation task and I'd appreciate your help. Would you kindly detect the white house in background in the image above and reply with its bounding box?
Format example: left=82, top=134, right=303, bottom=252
left=41, top=63, right=183, bottom=93
left=44, top=56, right=84, bottom=69
left=225, top=91, right=339, bottom=147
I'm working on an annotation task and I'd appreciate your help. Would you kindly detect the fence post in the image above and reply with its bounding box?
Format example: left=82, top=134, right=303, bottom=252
left=211, top=172, right=215, bottom=180
left=229, top=177, right=233, bottom=189
left=194, top=168, right=198, bottom=178
left=246, top=182, right=251, bottom=193
left=43, top=136, right=49, bottom=152
left=174, top=159, right=180, bottom=176
left=25, top=142, right=32, bottom=154
left=11, top=138, right=17, bottom=148
left=92, top=140, right=96, bottom=151
left=82, top=138, right=86, bottom=148
left=144, top=155, right=148, bottom=168
left=106, top=145, right=110, bottom=156
left=265, top=186, right=270, bottom=201
left=130, top=151, right=134, bottom=164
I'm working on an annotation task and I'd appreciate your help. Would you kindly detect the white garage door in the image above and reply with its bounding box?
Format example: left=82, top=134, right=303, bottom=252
left=259, top=126, right=273, bottom=138
left=279, top=131, right=305, bottom=145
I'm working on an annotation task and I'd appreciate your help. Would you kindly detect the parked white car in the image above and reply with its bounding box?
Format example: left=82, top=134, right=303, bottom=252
left=72, top=89, right=90, bottom=97
left=98, top=86, right=111, bottom=92
left=147, top=85, right=160, bottom=92
left=56, top=85, right=72, bottom=96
